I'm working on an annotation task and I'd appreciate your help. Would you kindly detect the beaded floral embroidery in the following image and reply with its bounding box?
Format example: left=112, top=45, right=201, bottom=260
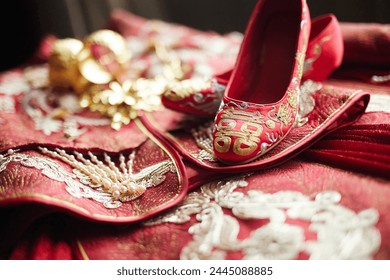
left=0, top=149, right=175, bottom=208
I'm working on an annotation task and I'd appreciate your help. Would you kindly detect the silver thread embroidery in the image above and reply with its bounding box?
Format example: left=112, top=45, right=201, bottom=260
left=145, top=177, right=381, bottom=260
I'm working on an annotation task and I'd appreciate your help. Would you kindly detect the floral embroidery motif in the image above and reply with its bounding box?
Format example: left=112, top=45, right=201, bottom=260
left=0, top=72, right=30, bottom=96
left=145, top=177, right=381, bottom=260
left=0, top=71, right=29, bottom=125
left=24, top=65, right=49, bottom=89
left=188, top=79, right=226, bottom=115
left=34, top=115, right=63, bottom=136
left=21, top=88, right=110, bottom=137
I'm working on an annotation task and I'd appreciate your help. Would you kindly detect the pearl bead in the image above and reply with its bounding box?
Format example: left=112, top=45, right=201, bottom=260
left=112, top=190, right=121, bottom=199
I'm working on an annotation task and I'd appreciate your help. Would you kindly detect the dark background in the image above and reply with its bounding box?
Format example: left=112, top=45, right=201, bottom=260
left=1, top=0, right=389, bottom=71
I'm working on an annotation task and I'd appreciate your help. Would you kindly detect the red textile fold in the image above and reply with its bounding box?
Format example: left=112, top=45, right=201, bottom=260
left=333, top=22, right=390, bottom=85
left=9, top=215, right=74, bottom=260
left=340, top=22, right=390, bottom=68
left=305, top=110, right=390, bottom=178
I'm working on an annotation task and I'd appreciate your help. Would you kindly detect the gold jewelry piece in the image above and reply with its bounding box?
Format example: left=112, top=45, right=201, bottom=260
left=78, top=29, right=131, bottom=85
left=49, top=38, right=84, bottom=89
left=48, top=30, right=193, bottom=130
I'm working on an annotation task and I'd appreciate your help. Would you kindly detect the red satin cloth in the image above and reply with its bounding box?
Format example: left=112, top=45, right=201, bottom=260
left=340, top=22, right=390, bottom=68
left=1, top=10, right=389, bottom=260
left=332, top=22, right=390, bottom=86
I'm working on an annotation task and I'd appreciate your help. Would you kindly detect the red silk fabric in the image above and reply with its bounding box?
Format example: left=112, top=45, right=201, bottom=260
left=0, top=10, right=389, bottom=259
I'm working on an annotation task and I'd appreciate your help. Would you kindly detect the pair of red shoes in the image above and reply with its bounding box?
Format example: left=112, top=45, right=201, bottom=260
left=163, top=0, right=344, bottom=165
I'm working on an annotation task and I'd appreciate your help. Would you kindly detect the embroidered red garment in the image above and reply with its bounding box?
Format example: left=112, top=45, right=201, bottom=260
left=0, top=9, right=389, bottom=260
left=7, top=159, right=390, bottom=260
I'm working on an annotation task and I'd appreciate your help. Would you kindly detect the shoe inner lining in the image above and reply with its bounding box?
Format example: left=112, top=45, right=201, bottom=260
left=229, top=9, right=301, bottom=105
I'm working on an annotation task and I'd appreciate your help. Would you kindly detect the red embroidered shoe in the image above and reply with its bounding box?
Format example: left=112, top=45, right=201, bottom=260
left=303, top=14, right=344, bottom=82
left=161, top=71, right=230, bottom=116
left=162, top=13, right=342, bottom=117
left=212, top=0, right=311, bottom=164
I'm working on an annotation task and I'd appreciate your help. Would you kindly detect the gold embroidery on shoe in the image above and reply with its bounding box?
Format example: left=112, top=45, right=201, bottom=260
left=222, top=107, right=264, bottom=123
left=271, top=104, right=293, bottom=127
left=164, top=79, right=211, bottom=101
left=214, top=135, right=232, bottom=154
left=287, top=88, right=298, bottom=108
left=215, top=107, right=265, bottom=156
left=296, top=52, right=306, bottom=79
left=233, top=122, right=263, bottom=156
left=265, top=120, right=276, bottom=129
left=304, top=35, right=332, bottom=75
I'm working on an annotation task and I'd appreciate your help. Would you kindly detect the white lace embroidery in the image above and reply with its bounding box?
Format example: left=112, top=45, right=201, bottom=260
left=0, top=72, right=27, bottom=124
left=0, top=66, right=112, bottom=138
left=0, top=149, right=175, bottom=209
left=35, top=115, right=63, bottom=136
left=145, top=177, right=381, bottom=260
left=0, top=95, right=15, bottom=113
left=21, top=88, right=110, bottom=137
left=24, top=65, right=49, bottom=89
left=0, top=72, right=30, bottom=96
